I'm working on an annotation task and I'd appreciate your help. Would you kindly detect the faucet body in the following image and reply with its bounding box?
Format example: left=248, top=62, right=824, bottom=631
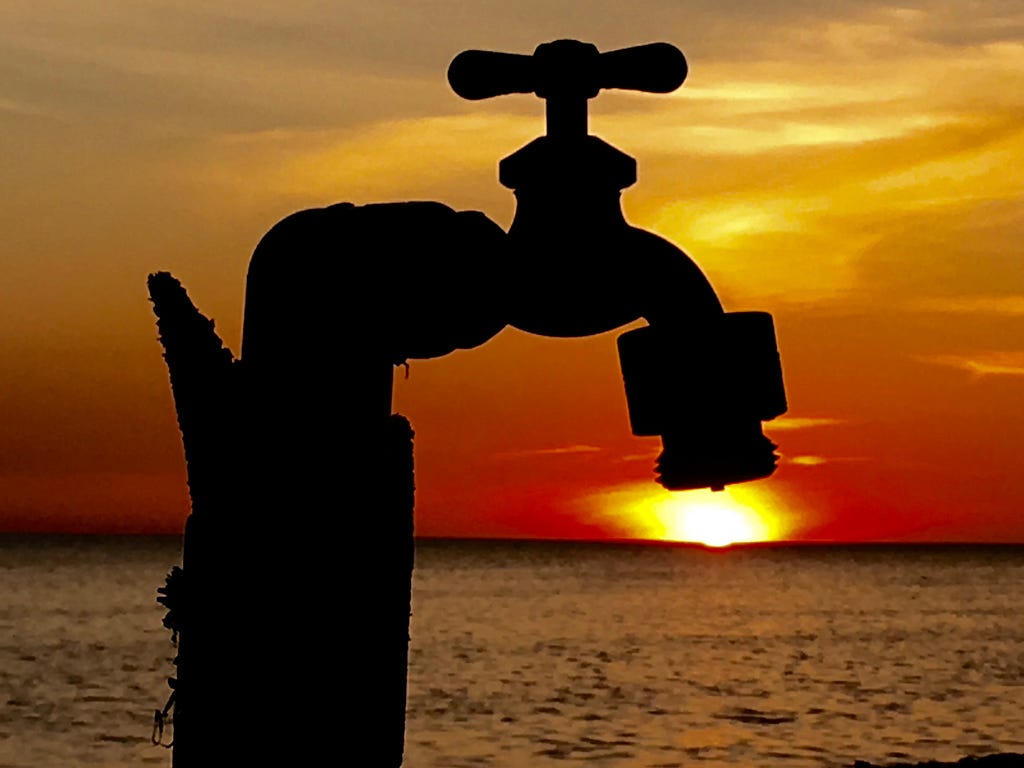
left=500, top=134, right=724, bottom=337
left=448, top=40, right=787, bottom=489
left=238, top=39, right=788, bottom=500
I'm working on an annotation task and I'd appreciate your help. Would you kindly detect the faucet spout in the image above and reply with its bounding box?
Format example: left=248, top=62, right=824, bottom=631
left=497, top=130, right=784, bottom=493
left=503, top=172, right=724, bottom=337
left=499, top=125, right=723, bottom=337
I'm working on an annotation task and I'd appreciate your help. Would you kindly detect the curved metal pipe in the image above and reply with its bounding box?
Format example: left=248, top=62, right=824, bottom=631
left=242, top=200, right=509, bottom=370
left=501, top=183, right=723, bottom=338
left=500, top=177, right=784, bottom=492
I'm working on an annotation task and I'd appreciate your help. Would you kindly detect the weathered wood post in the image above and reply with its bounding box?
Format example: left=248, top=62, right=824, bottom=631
left=150, top=271, right=415, bottom=766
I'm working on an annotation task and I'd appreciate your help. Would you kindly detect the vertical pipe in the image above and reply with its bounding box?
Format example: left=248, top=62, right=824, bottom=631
left=382, top=413, right=415, bottom=766
left=243, top=356, right=408, bottom=766
left=152, top=271, right=416, bottom=766
left=546, top=96, right=589, bottom=137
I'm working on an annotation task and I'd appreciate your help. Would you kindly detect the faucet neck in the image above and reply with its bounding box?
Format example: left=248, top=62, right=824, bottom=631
left=499, top=135, right=636, bottom=194
left=545, top=96, right=588, bottom=138
left=500, top=134, right=637, bottom=239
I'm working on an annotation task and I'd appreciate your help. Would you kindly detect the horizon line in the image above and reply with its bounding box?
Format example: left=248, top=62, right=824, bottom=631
left=2, top=531, right=1023, bottom=549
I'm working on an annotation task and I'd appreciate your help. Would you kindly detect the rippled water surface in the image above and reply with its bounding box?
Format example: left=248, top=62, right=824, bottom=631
left=3, top=536, right=1024, bottom=767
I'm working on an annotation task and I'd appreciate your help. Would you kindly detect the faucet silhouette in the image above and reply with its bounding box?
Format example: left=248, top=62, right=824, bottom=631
left=148, top=40, right=787, bottom=768
left=244, top=40, right=786, bottom=489
left=448, top=40, right=786, bottom=489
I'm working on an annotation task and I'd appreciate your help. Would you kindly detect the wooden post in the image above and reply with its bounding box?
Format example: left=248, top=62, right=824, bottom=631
left=149, top=272, right=414, bottom=766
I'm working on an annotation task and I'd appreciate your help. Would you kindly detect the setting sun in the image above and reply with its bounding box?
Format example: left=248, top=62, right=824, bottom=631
left=650, top=494, right=772, bottom=547
left=584, top=483, right=789, bottom=548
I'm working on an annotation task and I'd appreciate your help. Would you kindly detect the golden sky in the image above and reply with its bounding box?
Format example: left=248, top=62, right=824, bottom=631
left=2, top=1, right=1023, bottom=541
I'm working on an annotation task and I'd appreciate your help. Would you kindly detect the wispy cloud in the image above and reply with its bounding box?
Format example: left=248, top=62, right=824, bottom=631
left=616, top=450, right=662, bottom=463
left=0, top=96, right=54, bottom=118
left=766, top=417, right=846, bottom=431
left=785, top=454, right=869, bottom=466
left=922, top=353, right=1024, bottom=377
left=789, top=455, right=829, bottom=466
left=491, top=445, right=603, bottom=461
left=907, top=296, right=1024, bottom=316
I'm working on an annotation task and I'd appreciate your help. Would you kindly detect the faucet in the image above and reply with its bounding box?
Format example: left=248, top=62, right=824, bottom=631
left=147, top=40, right=788, bottom=767
left=449, top=40, right=787, bottom=490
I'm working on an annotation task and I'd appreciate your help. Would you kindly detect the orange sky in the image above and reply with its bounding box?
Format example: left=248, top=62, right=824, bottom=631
left=2, top=1, right=1023, bottom=542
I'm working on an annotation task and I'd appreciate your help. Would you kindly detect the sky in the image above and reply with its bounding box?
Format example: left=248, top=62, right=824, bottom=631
left=2, top=0, right=1022, bottom=543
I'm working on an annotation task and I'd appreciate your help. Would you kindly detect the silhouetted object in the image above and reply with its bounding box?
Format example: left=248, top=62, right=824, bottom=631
left=149, top=270, right=417, bottom=766
left=450, top=40, right=786, bottom=489
left=242, top=201, right=508, bottom=367
left=148, top=39, right=787, bottom=767
left=152, top=564, right=182, bottom=748
left=149, top=273, right=246, bottom=765
left=618, top=314, right=785, bottom=489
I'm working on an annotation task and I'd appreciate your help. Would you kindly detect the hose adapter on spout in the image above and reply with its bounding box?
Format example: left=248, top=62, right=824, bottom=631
left=449, top=40, right=787, bottom=491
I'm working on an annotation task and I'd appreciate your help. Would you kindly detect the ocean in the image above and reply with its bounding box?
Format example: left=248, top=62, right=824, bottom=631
left=3, top=536, right=1023, bottom=767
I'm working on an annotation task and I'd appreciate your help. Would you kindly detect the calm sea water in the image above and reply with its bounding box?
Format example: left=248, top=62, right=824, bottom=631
left=3, top=536, right=1024, bottom=768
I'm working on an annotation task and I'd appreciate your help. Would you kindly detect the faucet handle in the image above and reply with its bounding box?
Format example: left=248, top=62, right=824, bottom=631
left=448, top=41, right=687, bottom=102
left=596, top=43, right=689, bottom=95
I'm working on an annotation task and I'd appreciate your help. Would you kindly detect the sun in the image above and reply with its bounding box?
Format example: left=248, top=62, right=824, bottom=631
left=586, top=483, right=786, bottom=548
left=647, top=492, right=774, bottom=547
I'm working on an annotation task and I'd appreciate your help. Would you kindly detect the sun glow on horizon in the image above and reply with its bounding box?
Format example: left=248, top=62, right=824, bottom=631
left=586, top=483, right=788, bottom=548
left=650, top=494, right=773, bottom=547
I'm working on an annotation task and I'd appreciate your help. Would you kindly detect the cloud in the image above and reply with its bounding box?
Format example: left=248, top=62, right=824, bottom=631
left=0, top=96, right=55, bottom=118
left=896, top=2, right=1024, bottom=49
left=907, top=296, right=1024, bottom=316
left=766, top=417, right=846, bottom=431
left=178, top=114, right=538, bottom=218
left=491, top=444, right=603, bottom=460
left=789, top=455, right=829, bottom=466
left=785, top=454, right=869, bottom=466
left=616, top=450, right=662, bottom=463
left=921, top=353, right=1024, bottom=377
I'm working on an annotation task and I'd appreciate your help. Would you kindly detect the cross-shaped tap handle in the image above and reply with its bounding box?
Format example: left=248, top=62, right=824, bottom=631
left=448, top=40, right=687, bottom=137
